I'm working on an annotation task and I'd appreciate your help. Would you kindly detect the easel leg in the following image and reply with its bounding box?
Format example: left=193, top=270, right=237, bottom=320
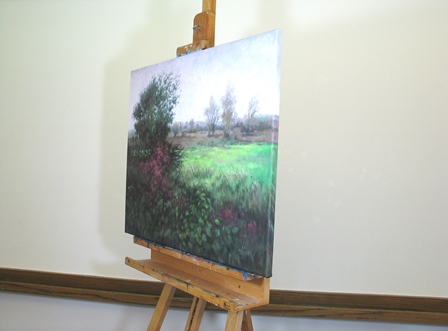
left=241, top=310, right=254, bottom=331
left=147, top=284, right=176, bottom=331
left=225, top=311, right=244, bottom=331
left=184, top=297, right=207, bottom=331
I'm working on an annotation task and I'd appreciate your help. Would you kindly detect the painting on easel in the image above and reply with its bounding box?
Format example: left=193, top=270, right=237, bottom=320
left=125, top=30, right=282, bottom=277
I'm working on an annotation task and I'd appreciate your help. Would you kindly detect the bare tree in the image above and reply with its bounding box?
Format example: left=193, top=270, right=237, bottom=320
left=246, top=96, right=259, bottom=135
left=220, top=84, right=237, bottom=138
left=204, top=96, right=220, bottom=137
left=171, top=122, right=180, bottom=137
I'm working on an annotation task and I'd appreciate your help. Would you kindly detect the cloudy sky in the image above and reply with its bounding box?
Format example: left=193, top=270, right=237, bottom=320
left=128, top=29, right=282, bottom=131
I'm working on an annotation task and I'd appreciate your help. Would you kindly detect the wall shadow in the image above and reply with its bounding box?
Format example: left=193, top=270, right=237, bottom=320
left=96, top=1, right=197, bottom=277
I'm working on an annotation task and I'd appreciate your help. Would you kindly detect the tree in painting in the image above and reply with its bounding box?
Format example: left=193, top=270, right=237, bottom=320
left=132, top=73, right=180, bottom=146
left=220, top=84, right=237, bottom=138
left=243, top=96, right=259, bottom=136
left=204, top=96, right=220, bottom=137
left=126, top=72, right=183, bottom=238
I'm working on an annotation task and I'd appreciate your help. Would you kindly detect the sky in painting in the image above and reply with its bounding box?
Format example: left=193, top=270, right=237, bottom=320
left=128, top=30, right=281, bottom=131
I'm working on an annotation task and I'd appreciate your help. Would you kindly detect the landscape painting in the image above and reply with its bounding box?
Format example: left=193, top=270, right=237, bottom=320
left=125, top=30, right=282, bottom=277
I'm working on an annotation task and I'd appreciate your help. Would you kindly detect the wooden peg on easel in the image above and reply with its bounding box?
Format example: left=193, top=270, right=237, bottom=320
left=177, top=0, right=216, bottom=56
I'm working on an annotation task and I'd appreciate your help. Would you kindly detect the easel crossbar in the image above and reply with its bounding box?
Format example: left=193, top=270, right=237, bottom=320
left=126, top=253, right=269, bottom=312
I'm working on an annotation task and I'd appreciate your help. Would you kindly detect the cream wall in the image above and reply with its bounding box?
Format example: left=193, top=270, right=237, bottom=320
left=1, top=0, right=447, bottom=321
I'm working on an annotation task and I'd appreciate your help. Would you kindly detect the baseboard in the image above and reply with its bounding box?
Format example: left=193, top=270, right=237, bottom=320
left=1, top=268, right=446, bottom=325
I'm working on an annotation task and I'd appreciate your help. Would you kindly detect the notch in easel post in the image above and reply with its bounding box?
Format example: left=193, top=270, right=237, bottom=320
left=177, top=0, right=216, bottom=56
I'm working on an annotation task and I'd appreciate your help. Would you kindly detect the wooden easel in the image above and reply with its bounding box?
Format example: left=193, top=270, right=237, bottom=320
left=126, top=1, right=269, bottom=329
left=126, top=237, right=269, bottom=331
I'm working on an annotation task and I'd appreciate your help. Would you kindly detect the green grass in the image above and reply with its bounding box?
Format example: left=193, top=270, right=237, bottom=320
left=181, top=143, right=277, bottom=187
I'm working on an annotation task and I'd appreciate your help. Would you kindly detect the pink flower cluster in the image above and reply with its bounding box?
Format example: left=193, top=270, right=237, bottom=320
left=140, top=143, right=171, bottom=193
left=247, top=220, right=257, bottom=235
left=220, top=208, right=238, bottom=225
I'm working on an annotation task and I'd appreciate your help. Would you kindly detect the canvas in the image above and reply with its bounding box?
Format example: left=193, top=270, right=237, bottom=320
left=125, top=30, right=282, bottom=277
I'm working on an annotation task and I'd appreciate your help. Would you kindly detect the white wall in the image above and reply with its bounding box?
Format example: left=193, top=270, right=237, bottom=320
left=1, top=0, right=447, bottom=329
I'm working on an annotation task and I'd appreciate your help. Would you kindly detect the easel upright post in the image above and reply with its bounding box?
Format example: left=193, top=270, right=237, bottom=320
left=177, top=0, right=216, bottom=56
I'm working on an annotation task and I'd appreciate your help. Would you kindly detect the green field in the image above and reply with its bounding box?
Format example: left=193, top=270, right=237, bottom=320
left=181, top=143, right=277, bottom=189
